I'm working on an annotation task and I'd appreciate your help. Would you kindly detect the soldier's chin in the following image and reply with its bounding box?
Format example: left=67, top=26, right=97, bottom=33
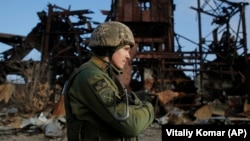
left=113, top=64, right=123, bottom=70
left=118, top=66, right=124, bottom=71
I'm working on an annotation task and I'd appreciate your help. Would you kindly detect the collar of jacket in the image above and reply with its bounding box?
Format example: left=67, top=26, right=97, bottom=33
left=90, top=56, right=122, bottom=75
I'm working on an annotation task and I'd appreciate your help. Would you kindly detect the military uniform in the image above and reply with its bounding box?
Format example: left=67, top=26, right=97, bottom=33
left=64, top=21, right=154, bottom=141
left=65, top=56, right=154, bottom=141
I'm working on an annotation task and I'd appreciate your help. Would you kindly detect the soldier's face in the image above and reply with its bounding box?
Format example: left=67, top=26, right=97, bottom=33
left=111, top=45, right=131, bottom=70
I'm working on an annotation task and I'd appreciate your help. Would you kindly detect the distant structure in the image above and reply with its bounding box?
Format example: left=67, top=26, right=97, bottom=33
left=0, top=0, right=249, bottom=103
left=106, top=0, right=250, bottom=98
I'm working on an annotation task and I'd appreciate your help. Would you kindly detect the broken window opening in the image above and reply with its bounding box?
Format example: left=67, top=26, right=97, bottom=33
left=138, top=0, right=151, bottom=11
left=7, top=74, right=25, bottom=84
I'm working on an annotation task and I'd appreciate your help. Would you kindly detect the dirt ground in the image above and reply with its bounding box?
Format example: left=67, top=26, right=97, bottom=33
left=0, top=123, right=162, bottom=141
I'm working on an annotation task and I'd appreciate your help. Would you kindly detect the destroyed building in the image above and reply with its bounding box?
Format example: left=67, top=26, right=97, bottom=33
left=0, top=0, right=250, bottom=140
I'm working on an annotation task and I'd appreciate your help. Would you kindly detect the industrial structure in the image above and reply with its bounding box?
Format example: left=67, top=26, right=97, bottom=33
left=0, top=0, right=249, bottom=117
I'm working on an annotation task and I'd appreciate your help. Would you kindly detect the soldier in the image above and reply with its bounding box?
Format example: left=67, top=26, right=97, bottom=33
left=64, top=21, right=154, bottom=141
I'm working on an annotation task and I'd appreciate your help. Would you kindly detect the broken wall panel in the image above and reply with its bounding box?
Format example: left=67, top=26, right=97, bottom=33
left=114, top=0, right=172, bottom=22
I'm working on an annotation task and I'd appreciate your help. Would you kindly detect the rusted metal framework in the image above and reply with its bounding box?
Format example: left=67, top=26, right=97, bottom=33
left=192, top=0, right=250, bottom=97
left=0, top=4, right=98, bottom=87
left=103, top=0, right=249, bottom=100
left=0, top=0, right=249, bottom=99
left=106, top=0, right=200, bottom=93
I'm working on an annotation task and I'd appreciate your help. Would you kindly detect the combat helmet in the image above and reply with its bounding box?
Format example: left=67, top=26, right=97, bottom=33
left=88, top=21, right=135, bottom=51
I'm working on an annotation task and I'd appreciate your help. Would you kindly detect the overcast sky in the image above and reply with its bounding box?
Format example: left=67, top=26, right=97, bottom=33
left=0, top=0, right=249, bottom=59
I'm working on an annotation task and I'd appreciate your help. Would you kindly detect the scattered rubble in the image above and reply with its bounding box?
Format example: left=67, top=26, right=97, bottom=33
left=0, top=0, right=249, bottom=140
